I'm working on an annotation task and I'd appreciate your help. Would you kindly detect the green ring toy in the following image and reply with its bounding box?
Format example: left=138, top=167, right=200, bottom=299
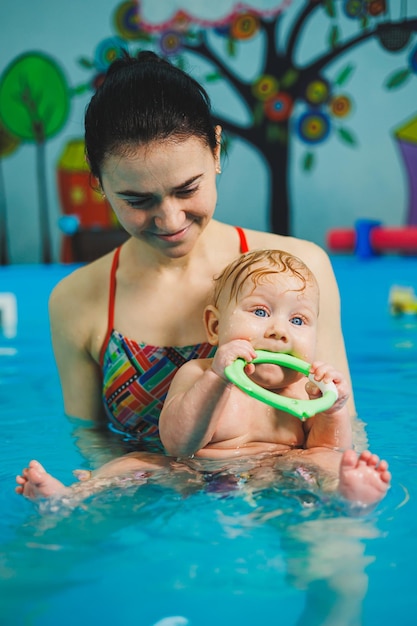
left=224, top=350, right=338, bottom=421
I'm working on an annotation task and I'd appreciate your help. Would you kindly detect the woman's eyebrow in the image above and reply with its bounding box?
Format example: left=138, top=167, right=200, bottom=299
left=116, top=189, right=150, bottom=198
left=116, top=174, right=203, bottom=197
left=172, top=173, right=203, bottom=191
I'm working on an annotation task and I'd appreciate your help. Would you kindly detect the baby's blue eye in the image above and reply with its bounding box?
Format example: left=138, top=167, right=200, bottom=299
left=291, top=316, right=303, bottom=326
left=254, top=308, right=268, bottom=317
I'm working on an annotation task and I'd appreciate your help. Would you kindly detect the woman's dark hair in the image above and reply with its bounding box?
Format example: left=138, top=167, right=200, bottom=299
left=85, top=51, right=217, bottom=179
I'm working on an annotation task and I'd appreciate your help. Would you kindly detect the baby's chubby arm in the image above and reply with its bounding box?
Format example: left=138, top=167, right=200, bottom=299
left=304, top=361, right=353, bottom=450
left=159, top=340, right=257, bottom=457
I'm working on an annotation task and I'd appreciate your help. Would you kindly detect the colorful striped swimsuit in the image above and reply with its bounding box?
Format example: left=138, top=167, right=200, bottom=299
left=100, top=227, right=249, bottom=446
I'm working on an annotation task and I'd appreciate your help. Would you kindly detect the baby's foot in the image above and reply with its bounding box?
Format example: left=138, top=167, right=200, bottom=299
left=15, top=460, right=69, bottom=500
left=338, top=449, right=391, bottom=506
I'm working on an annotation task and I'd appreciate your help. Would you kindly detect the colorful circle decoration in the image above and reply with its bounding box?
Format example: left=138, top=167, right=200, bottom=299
left=366, top=0, right=387, bottom=17
left=252, top=75, right=278, bottom=101
left=264, top=93, right=293, bottom=122
left=94, top=37, right=126, bottom=72
left=114, top=1, right=142, bottom=40
left=305, top=79, right=330, bottom=106
left=329, top=95, right=351, bottom=118
left=297, top=111, right=331, bottom=145
left=159, top=31, right=183, bottom=56
left=343, top=0, right=365, bottom=19
left=230, top=13, right=260, bottom=40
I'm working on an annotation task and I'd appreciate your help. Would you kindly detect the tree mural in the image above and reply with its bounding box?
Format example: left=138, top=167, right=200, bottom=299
left=1, top=0, right=416, bottom=264
left=0, top=52, right=70, bottom=263
left=78, top=0, right=417, bottom=235
left=0, top=123, right=20, bottom=265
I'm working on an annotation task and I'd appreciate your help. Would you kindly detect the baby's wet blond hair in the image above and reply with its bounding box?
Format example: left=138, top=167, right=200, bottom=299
left=212, top=249, right=319, bottom=308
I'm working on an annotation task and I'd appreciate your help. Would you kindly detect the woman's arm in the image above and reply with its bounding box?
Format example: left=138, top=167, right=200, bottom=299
left=49, top=273, right=116, bottom=466
left=49, top=274, right=107, bottom=424
left=301, top=243, right=356, bottom=418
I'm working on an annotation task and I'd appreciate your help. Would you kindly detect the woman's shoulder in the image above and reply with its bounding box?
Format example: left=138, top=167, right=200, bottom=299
left=243, top=228, right=329, bottom=263
left=49, top=251, right=115, bottom=320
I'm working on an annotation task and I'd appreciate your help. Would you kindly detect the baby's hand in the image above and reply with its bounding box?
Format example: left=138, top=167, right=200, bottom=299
left=306, top=361, right=350, bottom=414
left=211, top=339, right=257, bottom=381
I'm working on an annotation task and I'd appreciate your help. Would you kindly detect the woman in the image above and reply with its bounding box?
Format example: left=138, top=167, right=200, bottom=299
left=50, top=51, right=356, bottom=454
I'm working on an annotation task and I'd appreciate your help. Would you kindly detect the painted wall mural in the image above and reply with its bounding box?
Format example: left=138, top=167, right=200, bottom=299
left=0, top=0, right=417, bottom=263
left=0, top=123, right=20, bottom=265
left=80, top=0, right=417, bottom=233
left=395, top=113, right=417, bottom=225
left=0, top=53, right=70, bottom=263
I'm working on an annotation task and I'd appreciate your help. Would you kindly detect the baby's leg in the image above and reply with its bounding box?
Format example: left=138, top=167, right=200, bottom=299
left=15, top=452, right=173, bottom=502
left=74, top=451, right=173, bottom=481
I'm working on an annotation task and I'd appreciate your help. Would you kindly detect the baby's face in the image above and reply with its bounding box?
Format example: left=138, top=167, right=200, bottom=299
left=217, top=270, right=319, bottom=374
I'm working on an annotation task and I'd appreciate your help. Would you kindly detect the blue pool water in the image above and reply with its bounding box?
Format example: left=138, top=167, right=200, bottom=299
left=0, top=257, right=416, bottom=626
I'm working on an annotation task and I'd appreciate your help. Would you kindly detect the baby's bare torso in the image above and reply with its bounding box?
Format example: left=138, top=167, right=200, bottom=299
left=195, top=384, right=306, bottom=459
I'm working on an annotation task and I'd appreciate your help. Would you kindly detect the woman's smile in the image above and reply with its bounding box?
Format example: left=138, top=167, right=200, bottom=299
left=151, top=223, right=193, bottom=243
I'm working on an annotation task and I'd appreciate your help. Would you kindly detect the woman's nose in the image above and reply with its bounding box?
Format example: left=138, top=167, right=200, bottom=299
left=153, top=200, right=184, bottom=232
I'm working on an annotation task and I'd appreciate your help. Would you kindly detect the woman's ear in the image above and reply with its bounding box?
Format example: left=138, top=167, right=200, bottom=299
left=204, top=304, right=220, bottom=345
left=214, top=125, right=222, bottom=174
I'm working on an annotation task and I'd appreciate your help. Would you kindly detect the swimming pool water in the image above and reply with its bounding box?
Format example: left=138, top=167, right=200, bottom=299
left=1, top=257, right=416, bottom=626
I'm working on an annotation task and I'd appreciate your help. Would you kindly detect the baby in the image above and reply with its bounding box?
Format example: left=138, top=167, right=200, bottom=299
left=158, top=249, right=390, bottom=504
left=16, top=250, right=390, bottom=506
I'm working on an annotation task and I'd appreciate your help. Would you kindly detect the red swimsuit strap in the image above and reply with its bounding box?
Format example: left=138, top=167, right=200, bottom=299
left=99, top=228, right=248, bottom=366
left=235, top=226, right=249, bottom=253
left=99, top=246, right=122, bottom=366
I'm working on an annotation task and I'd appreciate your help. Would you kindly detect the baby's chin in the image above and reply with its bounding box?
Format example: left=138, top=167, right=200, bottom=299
left=247, top=363, right=300, bottom=390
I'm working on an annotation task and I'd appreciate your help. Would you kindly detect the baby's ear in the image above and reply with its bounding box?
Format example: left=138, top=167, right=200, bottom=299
left=204, top=305, right=220, bottom=345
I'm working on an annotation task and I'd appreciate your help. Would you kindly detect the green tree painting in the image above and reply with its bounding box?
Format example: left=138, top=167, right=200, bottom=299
left=0, top=52, right=70, bottom=262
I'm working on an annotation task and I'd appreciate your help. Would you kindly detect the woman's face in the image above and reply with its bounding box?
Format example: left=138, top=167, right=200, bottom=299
left=100, top=135, right=220, bottom=258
